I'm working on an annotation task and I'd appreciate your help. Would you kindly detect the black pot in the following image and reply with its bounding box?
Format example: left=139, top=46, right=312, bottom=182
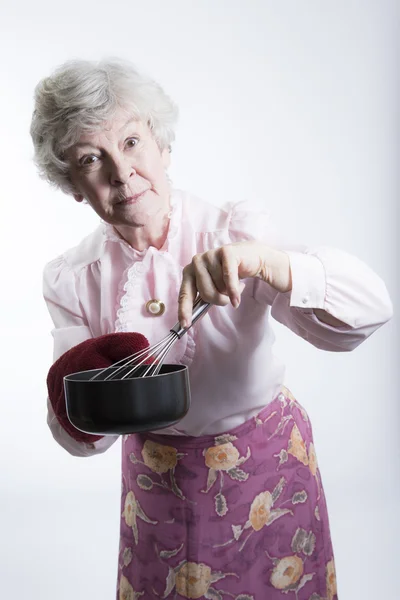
left=64, top=364, right=190, bottom=435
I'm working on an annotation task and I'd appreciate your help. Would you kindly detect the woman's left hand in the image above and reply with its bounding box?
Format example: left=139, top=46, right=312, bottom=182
left=178, top=241, right=292, bottom=327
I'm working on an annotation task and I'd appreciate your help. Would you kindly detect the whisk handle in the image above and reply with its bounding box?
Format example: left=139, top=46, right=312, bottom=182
left=171, top=297, right=211, bottom=339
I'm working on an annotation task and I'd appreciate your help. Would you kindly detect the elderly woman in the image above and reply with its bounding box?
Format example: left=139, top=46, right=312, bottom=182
left=31, top=59, right=392, bottom=600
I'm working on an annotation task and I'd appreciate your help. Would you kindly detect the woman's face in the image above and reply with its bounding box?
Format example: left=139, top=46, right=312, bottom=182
left=66, top=107, right=171, bottom=230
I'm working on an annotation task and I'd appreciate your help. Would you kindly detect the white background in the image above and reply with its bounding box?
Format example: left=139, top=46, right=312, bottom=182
left=0, top=1, right=398, bottom=598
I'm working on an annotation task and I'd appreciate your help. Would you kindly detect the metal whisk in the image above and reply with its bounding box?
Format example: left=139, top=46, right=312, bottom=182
left=90, top=297, right=211, bottom=381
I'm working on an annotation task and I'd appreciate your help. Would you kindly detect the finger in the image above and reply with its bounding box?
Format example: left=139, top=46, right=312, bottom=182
left=195, top=270, right=231, bottom=306
left=194, top=251, right=227, bottom=303
left=219, top=247, right=241, bottom=307
left=192, top=254, right=231, bottom=306
left=178, top=266, right=198, bottom=328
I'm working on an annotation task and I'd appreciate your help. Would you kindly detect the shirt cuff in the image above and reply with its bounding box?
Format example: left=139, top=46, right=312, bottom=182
left=285, top=251, right=326, bottom=310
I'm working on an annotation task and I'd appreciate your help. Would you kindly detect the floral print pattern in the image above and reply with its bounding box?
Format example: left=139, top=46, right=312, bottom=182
left=326, top=559, right=337, bottom=600
left=142, top=440, right=178, bottom=473
left=249, top=491, right=273, bottom=531
left=202, top=437, right=250, bottom=517
left=117, top=388, right=338, bottom=599
left=204, top=442, right=240, bottom=471
left=155, top=547, right=251, bottom=600
left=214, top=476, right=295, bottom=551
left=270, top=555, right=304, bottom=590
left=175, top=562, right=212, bottom=599
left=122, top=490, right=157, bottom=545
left=308, top=443, right=318, bottom=477
left=126, top=439, right=187, bottom=500
left=119, top=574, right=144, bottom=600
left=288, top=423, right=309, bottom=466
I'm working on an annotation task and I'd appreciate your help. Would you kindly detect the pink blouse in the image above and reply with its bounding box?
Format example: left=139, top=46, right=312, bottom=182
left=43, top=189, right=393, bottom=456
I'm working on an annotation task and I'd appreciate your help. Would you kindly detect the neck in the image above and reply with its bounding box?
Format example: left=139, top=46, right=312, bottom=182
left=113, top=210, right=171, bottom=252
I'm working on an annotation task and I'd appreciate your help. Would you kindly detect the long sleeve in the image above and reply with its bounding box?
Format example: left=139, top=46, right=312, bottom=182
left=43, top=256, right=119, bottom=457
left=228, top=202, right=393, bottom=352
left=270, top=248, right=392, bottom=351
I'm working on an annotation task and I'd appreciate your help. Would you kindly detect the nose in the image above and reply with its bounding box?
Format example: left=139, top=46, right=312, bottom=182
left=109, top=156, right=136, bottom=186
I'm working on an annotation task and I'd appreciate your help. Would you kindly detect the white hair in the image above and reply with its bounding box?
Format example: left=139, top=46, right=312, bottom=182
left=30, top=58, right=179, bottom=195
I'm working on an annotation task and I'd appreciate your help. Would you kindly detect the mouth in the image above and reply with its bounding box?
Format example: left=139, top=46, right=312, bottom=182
left=115, top=190, right=147, bottom=206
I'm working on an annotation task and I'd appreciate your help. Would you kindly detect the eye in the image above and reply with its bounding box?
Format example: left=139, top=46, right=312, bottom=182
left=125, top=137, right=139, bottom=149
left=80, top=154, right=99, bottom=166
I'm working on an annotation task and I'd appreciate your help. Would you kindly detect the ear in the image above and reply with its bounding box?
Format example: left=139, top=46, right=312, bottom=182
left=161, top=146, right=171, bottom=169
left=73, top=193, right=85, bottom=203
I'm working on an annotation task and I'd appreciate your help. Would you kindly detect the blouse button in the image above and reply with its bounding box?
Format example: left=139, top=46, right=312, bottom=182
left=146, top=299, right=166, bottom=316
left=302, top=296, right=309, bottom=305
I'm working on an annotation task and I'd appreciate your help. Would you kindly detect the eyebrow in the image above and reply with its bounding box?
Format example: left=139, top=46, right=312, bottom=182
left=72, top=118, right=141, bottom=149
left=119, top=117, right=139, bottom=132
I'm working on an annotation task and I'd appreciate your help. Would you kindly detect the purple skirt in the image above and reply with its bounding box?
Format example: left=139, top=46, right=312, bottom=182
left=117, top=387, right=338, bottom=600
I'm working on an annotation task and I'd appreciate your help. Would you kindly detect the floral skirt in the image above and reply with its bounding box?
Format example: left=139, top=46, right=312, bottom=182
left=117, top=387, right=338, bottom=600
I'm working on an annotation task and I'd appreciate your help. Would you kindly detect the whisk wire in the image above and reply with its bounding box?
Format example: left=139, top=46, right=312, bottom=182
left=89, top=345, right=148, bottom=380
left=90, top=331, right=179, bottom=381
left=123, top=332, right=177, bottom=379
left=89, top=298, right=211, bottom=381
left=146, top=333, right=178, bottom=377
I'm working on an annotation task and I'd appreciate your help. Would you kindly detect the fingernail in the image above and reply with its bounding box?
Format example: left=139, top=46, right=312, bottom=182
left=181, top=319, right=188, bottom=329
left=232, top=297, right=240, bottom=309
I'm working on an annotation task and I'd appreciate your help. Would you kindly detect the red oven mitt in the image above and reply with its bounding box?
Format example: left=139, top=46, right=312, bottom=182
left=46, top=332, right=150, bottom=444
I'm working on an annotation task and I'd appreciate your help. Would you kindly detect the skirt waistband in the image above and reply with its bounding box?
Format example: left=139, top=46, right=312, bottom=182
left=134, top=386, right=306, bottom=449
